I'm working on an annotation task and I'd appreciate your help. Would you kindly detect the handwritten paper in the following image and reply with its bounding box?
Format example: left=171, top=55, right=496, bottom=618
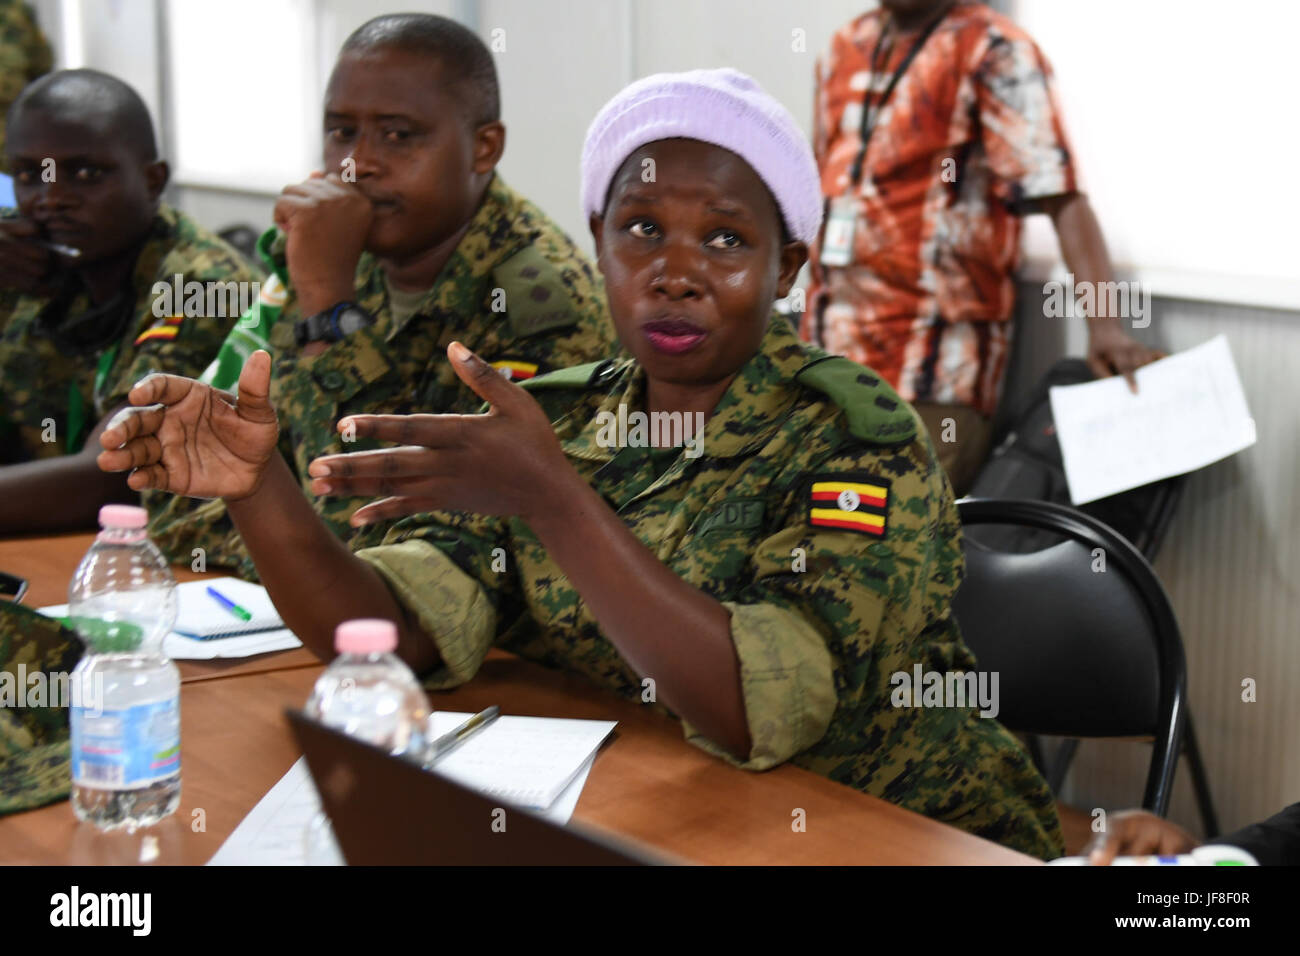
left=1048, top=335, right=1256, bottom=504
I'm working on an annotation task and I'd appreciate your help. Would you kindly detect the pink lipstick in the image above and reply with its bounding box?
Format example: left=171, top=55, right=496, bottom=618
left=643, top=318, right=707, bottom=356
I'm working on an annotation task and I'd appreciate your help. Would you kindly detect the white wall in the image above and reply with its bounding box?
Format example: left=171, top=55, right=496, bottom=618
left=1012, top=0, right=1300, bottom=311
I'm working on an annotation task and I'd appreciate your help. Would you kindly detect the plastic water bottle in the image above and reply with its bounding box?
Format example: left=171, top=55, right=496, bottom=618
left=302, top=619, right=430, bottom=864
left=67, top=504, right=181, bottom=830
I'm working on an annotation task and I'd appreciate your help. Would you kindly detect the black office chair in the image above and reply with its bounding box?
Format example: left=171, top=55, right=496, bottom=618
left=952, top=498, right=1187, bottom=816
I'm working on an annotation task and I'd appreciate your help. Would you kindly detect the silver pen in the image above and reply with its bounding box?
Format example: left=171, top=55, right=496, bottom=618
left=422, top=705, right=500, bottom=767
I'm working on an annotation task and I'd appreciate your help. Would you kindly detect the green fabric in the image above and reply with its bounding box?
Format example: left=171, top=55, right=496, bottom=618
left=199, top=227, right=289, bottom=392
left=795, top=355, right=918, bottom=445
left=0, top=602, right=84, bottom=816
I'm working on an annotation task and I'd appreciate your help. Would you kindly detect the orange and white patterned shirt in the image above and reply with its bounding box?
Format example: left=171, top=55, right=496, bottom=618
left=802, top=2, right=1077, bottom=416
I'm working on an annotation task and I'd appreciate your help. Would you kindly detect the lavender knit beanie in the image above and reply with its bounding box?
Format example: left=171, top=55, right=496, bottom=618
left=580, top=68, right=823, bottom=244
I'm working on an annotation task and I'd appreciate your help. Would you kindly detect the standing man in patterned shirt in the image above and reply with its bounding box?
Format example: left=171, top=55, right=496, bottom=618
left=804, top=0, right=1161, bottom=494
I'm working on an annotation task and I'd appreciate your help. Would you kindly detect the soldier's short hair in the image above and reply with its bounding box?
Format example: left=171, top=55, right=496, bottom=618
left=341, top=13, right=500, bottom=128
left=8, top=69, right=158, bottom=161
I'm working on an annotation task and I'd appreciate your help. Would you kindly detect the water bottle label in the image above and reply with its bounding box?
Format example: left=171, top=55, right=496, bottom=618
left=70, top=697, right=181, bottom=790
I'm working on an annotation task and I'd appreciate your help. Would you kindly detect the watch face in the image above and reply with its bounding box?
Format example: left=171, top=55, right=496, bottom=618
left=337, top=307, right=374, bottom=336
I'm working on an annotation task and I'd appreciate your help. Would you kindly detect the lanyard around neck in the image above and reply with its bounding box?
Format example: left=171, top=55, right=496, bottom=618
left=65, top=343, right=119, bottom=455
left=847, top=3, right=954, bottom=188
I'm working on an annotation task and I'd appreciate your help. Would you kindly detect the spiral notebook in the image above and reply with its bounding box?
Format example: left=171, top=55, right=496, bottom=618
left=427, top=712, right=618, bottom=810
left=173, top=577, right=284, bottom=639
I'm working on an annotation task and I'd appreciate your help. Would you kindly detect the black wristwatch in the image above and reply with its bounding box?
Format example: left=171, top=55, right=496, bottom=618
left=294, top=301, right=375, bottom=347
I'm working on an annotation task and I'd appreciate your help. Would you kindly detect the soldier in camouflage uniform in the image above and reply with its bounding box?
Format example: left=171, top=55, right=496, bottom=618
left=0, top=602, right=82, bottom=815
left=99, top=70, right=1062, bottom=859
left=347, top=313, right=1063, bottom=859
left=144, top=14, right=615, bottom=577
left=0, top=69, right=252, bottom=534
left=0, top=0, right=51, bottom=169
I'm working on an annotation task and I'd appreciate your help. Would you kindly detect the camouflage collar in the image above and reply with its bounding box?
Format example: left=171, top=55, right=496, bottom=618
left=355, top=174, right=528, bottom=340
left=559, top=314, right=807, bottom=464
left=697, top=314, right=808, bottom=458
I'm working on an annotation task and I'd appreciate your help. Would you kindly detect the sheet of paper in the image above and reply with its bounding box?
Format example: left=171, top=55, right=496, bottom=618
left=1048, top=335, right=1256, bottom=505
left=207, top=751, right=597, bottom=866
left=427, top=712, right=617, bottom=810
left=39, top=591, right=302, bottom=661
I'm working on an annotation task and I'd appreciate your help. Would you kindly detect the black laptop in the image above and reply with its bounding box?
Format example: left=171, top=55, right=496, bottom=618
left=287, top=709, right=665, bottom=865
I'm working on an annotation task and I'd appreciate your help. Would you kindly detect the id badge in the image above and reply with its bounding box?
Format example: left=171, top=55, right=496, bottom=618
left=820, top=196, right=858, bottom=267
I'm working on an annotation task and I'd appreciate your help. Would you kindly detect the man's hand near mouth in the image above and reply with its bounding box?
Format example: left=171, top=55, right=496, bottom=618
left=273, top=170, right=374, bottom=320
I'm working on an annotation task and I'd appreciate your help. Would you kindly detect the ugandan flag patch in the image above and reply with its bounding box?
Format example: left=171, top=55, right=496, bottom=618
left=134, top=315, right=183, bottom=346
left=491, top=359, right=539, bottom=381
left=808, top=474, right=890, bottom=537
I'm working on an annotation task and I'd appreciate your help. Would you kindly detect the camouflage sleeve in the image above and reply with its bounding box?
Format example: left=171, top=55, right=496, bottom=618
left=681, top=602, right=837, bottom=771
left=682, top=437, right=951, bottom=772
left=354, top=510, right=521, bottom=689
left=144, top=491, right=257, bottom=580
left=0, top=602, right=80, bottom=814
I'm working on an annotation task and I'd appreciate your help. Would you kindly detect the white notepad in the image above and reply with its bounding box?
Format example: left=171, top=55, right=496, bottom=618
left=39, top=577, right=300, bottom=659
left=428, top=712, right=617, bottom=810
left=173, top=577, right=284, bottom=639
left=207, top=750, right=600, bottom=866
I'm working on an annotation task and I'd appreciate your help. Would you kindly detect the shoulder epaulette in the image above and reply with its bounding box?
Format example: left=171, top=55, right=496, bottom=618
left=493, top=244, right=581, bottom=338
left=519, top=358, right=620, bottom=391
left=795, top=355, right=918, bottom=445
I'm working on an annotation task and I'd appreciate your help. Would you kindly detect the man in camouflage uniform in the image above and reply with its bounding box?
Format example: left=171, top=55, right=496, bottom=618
left=353, top=315, right=1063, bottom=859
left=144, top=14, right=615, bottom=577
left=0, top=69, right=252, bottom=533
left=0, top=0, right=51, bottom=168
left=0, top=602, right=82, bottom=815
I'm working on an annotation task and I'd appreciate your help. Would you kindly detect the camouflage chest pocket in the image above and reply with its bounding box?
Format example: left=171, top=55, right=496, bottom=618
left=290, top=324, right=403, bottom=411
left=682, top=496, right=768, bottom=586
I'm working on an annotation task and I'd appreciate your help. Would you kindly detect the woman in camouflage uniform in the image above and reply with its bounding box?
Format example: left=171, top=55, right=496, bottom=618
left=99, top=69, right=1062, bottom=859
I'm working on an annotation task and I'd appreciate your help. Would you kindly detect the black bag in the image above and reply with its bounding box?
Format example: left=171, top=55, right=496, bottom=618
left=965, top=358, right=1183, bottom=559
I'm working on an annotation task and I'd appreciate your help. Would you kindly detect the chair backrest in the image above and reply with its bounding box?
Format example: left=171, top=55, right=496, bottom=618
left=952, top=498, right=1187, bottom=813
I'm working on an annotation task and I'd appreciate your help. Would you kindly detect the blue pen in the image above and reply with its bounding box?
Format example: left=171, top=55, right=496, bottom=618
left=206, top=585, right=253, bottom=622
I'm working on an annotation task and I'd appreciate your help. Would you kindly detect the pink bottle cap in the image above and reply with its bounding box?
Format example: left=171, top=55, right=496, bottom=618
left=98, top=504, right=148, bottom=529
left=335, top=619, right=398, bottom=655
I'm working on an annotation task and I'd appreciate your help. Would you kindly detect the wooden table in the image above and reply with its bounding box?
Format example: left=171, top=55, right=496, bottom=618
left=0, top=534, right=1037, bottom=865
left=0, top=532, right=321, bottom=682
